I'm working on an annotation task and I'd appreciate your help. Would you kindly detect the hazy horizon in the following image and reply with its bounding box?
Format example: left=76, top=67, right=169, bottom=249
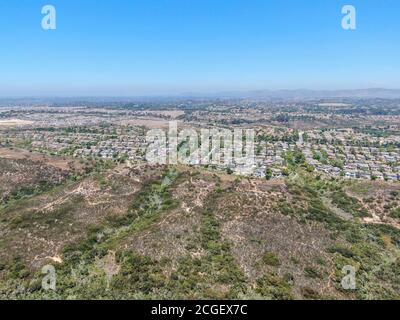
left=2, top=88, right=400, bottom=101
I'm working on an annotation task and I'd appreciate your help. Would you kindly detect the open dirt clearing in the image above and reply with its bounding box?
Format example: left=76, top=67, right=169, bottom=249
left=0, top=147, right=82, bottom=171
left=0, top=119, right=34, bottom=127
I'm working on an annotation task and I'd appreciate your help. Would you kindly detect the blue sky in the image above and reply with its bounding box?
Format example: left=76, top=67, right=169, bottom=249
left=0, top=0, right=399, bottom=96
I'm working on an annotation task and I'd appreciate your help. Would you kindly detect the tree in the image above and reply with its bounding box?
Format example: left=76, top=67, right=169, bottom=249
left=265, top=168, right=273, bottom=180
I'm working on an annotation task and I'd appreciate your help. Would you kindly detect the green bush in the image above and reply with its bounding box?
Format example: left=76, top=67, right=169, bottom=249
left=304, top=266, right=322, bottom=279
left=255, top=273, right=293, bottom=300
left=262, top=252, right=281, bottom=267
left=389, top=207, right=400, bottom=219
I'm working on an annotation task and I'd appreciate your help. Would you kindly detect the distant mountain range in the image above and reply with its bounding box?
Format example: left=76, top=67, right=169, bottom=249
left=192, top=88, right=400, bottom=100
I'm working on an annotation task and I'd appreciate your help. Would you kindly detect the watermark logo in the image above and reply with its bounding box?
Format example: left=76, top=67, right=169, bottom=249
left=41, top=264, right=57, bottom=291
left=41, top=5, right=56, bottom=30
left=145, top=122, right=255, bottom=174
left=341, top=5, right=356, bottom=30
left=341, top=265, right=356, bottom=290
